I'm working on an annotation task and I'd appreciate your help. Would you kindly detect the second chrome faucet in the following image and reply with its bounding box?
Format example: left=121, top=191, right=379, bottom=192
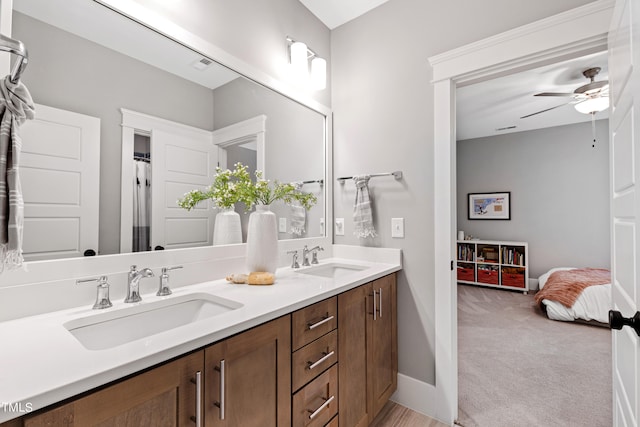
left=125, top=265, right=154, bottom=303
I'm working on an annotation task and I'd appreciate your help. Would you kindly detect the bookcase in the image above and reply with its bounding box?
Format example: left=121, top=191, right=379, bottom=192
left=456, top=239, right=528, bottom=294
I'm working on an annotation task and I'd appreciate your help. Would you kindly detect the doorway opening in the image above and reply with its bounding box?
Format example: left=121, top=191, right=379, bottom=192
left=428, top=2, right=614, bottom=424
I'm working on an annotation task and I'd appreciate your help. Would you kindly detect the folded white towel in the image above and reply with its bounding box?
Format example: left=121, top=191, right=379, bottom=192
left=353, top=175, right=377, bottom=239
left=290, top=182, right=306, bottom=236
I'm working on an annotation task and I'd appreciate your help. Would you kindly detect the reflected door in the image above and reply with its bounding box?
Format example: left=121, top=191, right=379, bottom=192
left=20, top=103, right=100, bottom=260
left=150, top=128, right=218, bottom=250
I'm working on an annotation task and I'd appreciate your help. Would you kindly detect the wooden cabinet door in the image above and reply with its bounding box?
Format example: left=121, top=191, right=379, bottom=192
left=338, top=283, right=371, bottom=427
left=23, top=351, right=203, bottom=427
left=368, top=274, right=398, bottom=421
left=204, top=316, right=291, bottom=427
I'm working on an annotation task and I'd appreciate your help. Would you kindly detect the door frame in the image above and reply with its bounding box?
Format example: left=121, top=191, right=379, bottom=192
left=428, top=1, right=615, bottom=423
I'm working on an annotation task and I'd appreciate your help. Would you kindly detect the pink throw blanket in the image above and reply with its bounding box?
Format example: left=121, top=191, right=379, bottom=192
left=534, top=268, right=610, bottom=308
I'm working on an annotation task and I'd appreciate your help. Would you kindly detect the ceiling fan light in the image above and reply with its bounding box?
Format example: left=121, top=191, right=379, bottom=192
left=574, top=97, right=609, bottom=114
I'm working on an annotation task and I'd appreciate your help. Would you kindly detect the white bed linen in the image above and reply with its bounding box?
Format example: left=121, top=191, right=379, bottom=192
left=538, top=267, right=611, bottom=323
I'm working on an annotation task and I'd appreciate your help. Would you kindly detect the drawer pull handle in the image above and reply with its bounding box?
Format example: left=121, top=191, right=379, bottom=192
left=307, top=350, right=335, bottom=370
left=189, top=371, right=202, bottom=427
left=379, top=287, right=383, bottom=318
left=372, top=289, right=377, bottom=320
left=308, top=395, right=335, bottom=420
left=213, top=360, right=225, bottom=420
left=307, top=314, right=334, bottom=330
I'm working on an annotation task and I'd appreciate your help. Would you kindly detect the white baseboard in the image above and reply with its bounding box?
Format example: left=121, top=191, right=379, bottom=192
left=391, top=373, right=450, bottom=426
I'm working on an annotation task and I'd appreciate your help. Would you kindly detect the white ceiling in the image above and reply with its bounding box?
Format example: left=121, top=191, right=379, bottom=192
left=299, top=0, right=391, bottom=29
left=456, top=50, right=609, bottom=141
left=16, top=0, right=239, bottom=91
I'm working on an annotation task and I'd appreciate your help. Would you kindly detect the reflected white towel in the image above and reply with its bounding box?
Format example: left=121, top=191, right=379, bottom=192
left=0, top=76, right=35, bottom=272
left=290, top=182, right=306, bottom=236
left=353, top=175, right=377, bottom=238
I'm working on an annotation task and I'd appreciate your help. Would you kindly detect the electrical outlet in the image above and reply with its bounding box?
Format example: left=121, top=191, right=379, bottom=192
left=391, top=218, right=404, bottom=238
left=279, top=217, right=287, bottom=233
left=335, top=218, right=345, bottom=236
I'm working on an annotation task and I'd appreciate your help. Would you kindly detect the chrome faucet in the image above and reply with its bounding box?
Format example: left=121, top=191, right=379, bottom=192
left=302, top=245, right=324, bottom=266
left=287, top=250, right=300, bottom=268
left=125, top=265, right=154, bottom=303
left=76, top=276, right=113, bottom=310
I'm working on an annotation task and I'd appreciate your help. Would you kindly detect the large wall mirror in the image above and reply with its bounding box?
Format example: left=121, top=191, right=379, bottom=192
left=12, top=0, right=327, bottom=262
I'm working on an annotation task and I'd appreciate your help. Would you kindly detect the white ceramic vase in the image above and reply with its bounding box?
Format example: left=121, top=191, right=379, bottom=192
left=246, top=204, right=278, bottom=273
left=213, top=207, right=242, bottom=246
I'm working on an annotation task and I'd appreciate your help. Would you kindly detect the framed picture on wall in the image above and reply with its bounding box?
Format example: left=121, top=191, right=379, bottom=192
left=468, top=192, right=511, bottom=220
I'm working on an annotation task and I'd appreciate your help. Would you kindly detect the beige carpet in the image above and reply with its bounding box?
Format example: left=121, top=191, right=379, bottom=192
left=457, top=284, right=611, bottom=427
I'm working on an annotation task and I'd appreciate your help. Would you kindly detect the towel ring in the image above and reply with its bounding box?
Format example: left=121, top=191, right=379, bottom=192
left=0, top=33, right=29, bottom=84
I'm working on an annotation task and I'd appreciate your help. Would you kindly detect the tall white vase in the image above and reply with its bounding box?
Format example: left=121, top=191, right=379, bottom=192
left=213, top=207, right=242, bottom=246
left=246, top=204, right=278, bottom=273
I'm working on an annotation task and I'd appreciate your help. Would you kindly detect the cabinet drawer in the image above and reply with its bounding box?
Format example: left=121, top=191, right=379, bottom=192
left=501, top=267, right=526, bottom=288
left=292, top=297, right=337, bottom=350
left=325, top=415, right=338, bottom=427
left=477, top=264, right=499, bottom=285
left=292, top=330, right=338, bottom=391
left=293, top=364, right=338, bottom=427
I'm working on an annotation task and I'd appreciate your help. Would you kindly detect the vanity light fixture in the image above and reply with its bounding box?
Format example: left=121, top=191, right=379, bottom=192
left=287, top=36, right=326, bottom=90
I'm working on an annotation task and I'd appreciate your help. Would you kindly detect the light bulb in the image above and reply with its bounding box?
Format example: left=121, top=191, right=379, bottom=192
left=574, top=97, right=609, bottom=114
left=290, top=42, right=309, bottom=82
left=311, top=57, right=327, bottom=90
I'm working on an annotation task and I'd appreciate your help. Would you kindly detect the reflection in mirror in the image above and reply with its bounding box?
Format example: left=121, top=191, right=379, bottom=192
left=13, top=0, right=326, bottom=261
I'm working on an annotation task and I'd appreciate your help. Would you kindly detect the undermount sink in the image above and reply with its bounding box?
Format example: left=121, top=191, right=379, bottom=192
left=297, top=262, right=368, bottom=279
left=64, top=293, right=243, bottom=351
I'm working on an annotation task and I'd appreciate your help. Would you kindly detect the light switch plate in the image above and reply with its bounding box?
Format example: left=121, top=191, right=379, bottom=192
left=279, top=217, right=287, bottom=233
left=392, top=218, right=404, bottom=238
left=335, top=218, right=345, bottom=236
left=320, top=218, right=325, bottom=235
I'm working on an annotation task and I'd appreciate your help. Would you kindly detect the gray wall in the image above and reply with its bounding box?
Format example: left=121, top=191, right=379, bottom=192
left=213, top=77, right=326, bottom=239
left=331, top=0, right=594, bottom=385
left=457, top=121, right=610, bottom=278
left=14, top=12, right=215, bottom=256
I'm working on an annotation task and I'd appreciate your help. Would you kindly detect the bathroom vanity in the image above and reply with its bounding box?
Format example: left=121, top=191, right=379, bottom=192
left=0, top=251, right=400, bottom=426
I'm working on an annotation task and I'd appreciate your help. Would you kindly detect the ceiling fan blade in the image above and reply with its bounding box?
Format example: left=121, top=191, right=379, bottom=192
left=534, top=92, right=575, bottom=97
left=520, top=102, right=570, bottom=119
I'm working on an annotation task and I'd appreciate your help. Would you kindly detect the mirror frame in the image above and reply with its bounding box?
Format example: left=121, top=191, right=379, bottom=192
left=0, top=0, right=332, bottom=285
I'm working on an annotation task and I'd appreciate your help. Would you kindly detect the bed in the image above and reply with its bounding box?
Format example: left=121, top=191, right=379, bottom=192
left=535, top=267, right=611, bottom=324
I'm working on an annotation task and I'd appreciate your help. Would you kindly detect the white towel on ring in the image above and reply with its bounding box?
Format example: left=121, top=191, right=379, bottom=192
left=353, top=175, right=377, bottom=238
left=0, top=76, right=35, bottom=272
left=289, top=182, right=306, bottom=236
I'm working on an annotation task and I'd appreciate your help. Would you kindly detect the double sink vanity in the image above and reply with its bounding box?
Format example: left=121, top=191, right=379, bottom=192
left=1, top=2, right=400, bottom=426
left=0, top=246, right=401, bottom=426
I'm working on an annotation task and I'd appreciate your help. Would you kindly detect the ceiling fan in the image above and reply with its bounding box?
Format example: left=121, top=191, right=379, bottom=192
left=521, top=67, right=610, bottom=119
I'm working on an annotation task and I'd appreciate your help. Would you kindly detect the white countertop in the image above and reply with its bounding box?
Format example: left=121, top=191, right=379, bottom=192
left=0, top=256, right=401, bottom=423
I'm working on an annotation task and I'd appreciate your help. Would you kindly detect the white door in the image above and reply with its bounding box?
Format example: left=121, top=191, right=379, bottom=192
left=20, top=104, right=100, bottom=260
left=150, top=128, right=217, bottom=250
left=609, top=0, right=640, bottom=425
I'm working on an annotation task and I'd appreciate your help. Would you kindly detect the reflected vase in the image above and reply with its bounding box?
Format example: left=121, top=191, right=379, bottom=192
left=246, top=204, right=278, bottom=274
left=213, top=207, right=242, bottom=246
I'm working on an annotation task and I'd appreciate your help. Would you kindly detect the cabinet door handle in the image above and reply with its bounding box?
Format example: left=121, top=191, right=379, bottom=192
left=189, top=371, right=202, bottom=427
left=308, top=395, right=335, bottom=420
left=213, top=360, right=225, bottom=420
left=372, top=289, right=377, bottom=320
left=379, top=287, right=383, bottom=318
left=307, top=350, right=335, bottom=370
left=307, top=314, right=334, bottom=330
